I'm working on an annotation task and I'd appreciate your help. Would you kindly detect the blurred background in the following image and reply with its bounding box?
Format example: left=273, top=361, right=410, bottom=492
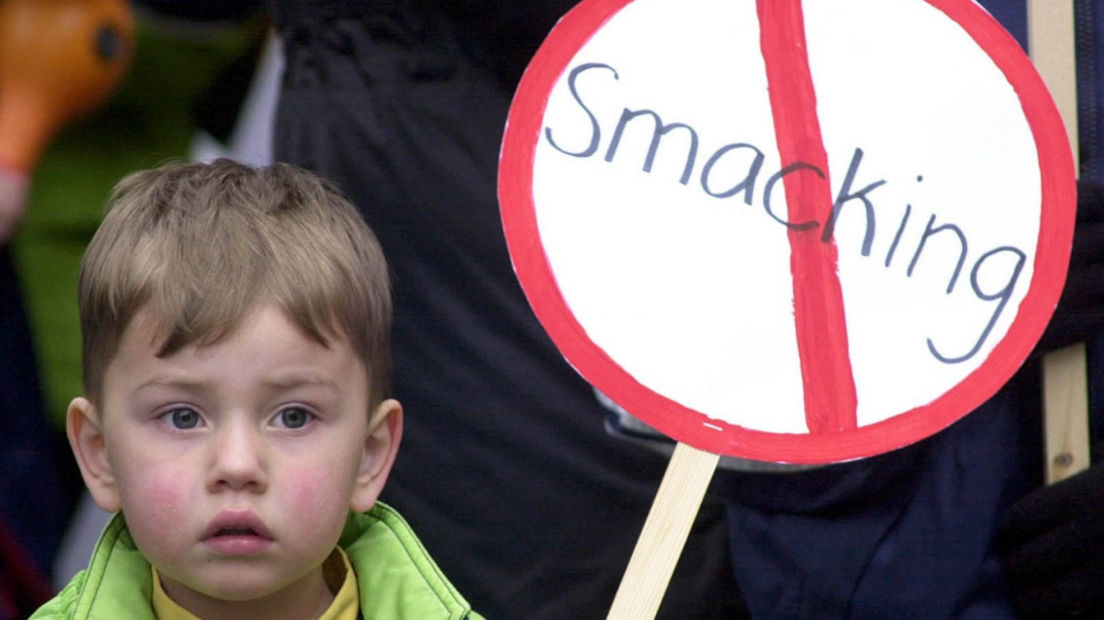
left=0, top=2, right=272, bottom=615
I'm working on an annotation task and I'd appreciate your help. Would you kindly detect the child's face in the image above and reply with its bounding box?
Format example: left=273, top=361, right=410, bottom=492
left=68, top=301, right=401, bottom=614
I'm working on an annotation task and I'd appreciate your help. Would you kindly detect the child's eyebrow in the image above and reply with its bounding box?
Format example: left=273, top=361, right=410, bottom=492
left=135, top=375, right=209, bottom=393
left=132, top=374, right=340, bottom=394
left=261, top=373, right=342, bottom=392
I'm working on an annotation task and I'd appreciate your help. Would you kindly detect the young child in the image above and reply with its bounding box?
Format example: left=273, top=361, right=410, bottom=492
left=32, top=160, right=483, bottom=620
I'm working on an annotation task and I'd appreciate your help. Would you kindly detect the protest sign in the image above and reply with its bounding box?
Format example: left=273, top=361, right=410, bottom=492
left=498, top=0, right=1078, bottom=617
left=499, top=0, right=1075, bottom=464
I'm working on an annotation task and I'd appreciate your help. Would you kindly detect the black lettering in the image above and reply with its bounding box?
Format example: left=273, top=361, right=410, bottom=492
left=605, top=109, right=699, bottom=185
left=885, top=204, right=912, bottom=267
left=762, top=163, right=823, bottom=230
left=544, top=63, right=618, bottom=158
left=700, top=143, right=765, bottom=203
left=928, top=246, right=1026, bottom=364
left=822, top=148, right=885, bottom=256
left=908, top=214, right=968, bottom=294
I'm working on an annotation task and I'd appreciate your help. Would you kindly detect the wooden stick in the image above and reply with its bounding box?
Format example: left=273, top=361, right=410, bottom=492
left=1029, top=0, right=1091, bottom=483
left=606, top=442, right=720, bottom=620
left=1028, top=0, right=1078, bottom=164
left=1043, top=343, right=1092, bottom=483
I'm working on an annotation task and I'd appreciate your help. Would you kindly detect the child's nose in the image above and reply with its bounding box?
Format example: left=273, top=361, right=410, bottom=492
left=208, top=421, right=269, bottom=493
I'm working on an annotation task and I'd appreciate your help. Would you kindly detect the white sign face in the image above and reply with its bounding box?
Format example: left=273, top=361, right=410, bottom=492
left=499, top=0, right=1075, bottom=462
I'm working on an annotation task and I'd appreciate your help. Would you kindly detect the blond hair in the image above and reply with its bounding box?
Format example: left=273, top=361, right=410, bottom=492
left=79, top=159, right=392, bottom=406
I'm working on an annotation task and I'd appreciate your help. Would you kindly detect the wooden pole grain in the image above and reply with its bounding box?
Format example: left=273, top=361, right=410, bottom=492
left=1028, top=0, right=1092, bottom=484
left=605, top=442, right=720, bottom=620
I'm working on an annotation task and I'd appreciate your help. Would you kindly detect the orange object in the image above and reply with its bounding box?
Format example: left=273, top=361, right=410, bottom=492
left=0, top=0, right=134, bottom=172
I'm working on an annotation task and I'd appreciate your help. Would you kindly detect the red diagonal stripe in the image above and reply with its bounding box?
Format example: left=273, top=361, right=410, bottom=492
left=757, top=0, right=858, bottom=433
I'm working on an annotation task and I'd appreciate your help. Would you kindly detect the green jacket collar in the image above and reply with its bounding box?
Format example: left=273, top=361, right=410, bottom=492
left=40, top=504, right=478, bottom=620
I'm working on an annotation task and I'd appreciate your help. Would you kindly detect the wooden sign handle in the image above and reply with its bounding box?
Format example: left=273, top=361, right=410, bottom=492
left=1043, top=343, right=1091, bottom=483
left=1029, top=0, right=1092, bottom=483
left=606, top=442, right=720, bottom=620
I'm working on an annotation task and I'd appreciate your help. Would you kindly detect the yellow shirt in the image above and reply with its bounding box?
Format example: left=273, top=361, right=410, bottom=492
left=151, top=548, right=359, bottom=620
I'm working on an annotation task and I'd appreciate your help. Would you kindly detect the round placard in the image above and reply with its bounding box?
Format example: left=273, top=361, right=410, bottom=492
left=498, top=0, right=1075, bottom=462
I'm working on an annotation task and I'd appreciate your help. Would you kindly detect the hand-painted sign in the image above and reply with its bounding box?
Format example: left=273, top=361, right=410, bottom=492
left=498, top=0, right=1076, bottom=463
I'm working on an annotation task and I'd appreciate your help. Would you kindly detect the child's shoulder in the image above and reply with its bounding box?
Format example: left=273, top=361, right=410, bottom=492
left=31, top=514, right=155, bottom=620
left=30, top=569, right=87, bottom=620
left=345, top=504, right=486, bottom=620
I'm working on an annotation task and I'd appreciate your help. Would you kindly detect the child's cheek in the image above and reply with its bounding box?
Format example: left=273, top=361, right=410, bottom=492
left=287, top=467, right=350, bottom=524
left=121, top=469, right=191, bottom=559
left=133, top=469, right=188, bottom=518
left=288, top=468, right=329, bottom=508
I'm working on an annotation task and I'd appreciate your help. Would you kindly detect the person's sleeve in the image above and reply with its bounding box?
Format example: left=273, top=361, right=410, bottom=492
left=1033, top=180, right=1104, bottom=353
left=997, top=462, right=1104, bottom=619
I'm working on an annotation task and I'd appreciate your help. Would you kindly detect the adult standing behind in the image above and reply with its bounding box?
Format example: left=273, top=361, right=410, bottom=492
left=262, top=2, right=1104, bottom=618
left=712, top=2, right=1104, bottom=618
left=264, top=2, right=746, bottom=619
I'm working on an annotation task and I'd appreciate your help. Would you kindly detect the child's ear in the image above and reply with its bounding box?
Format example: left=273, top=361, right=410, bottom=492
left=350, top=399, right=403, bottom=513
left=67, top=397, right=121, bottom=513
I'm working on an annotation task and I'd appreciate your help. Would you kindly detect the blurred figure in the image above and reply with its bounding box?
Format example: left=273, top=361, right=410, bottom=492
left=3, top=0, right=267, bottom=605
left=0, top=1, right=132, bottom=616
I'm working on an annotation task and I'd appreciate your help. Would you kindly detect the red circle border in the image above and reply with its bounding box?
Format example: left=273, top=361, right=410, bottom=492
left=498, top=0, right=1076, bottom=462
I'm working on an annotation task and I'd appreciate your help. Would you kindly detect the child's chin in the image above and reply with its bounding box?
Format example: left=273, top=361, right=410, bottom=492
left=166, top=572, right=291, bottom=605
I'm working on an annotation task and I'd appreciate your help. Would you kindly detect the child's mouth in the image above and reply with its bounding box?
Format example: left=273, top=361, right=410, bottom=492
left=215, top=527, right=258, bottom=537
left=204, top=525, right=272, bottom=555
left=203, top=511, right=274, bottom=555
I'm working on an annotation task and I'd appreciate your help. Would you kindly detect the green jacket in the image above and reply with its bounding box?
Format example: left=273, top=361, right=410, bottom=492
left=32, top=504, right=484, bottom=620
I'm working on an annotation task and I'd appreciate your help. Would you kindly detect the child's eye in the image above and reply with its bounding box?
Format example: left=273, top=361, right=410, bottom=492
left=273, top=406, right=314, bottom=430
left=161, top=407, right=202, bottom=430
